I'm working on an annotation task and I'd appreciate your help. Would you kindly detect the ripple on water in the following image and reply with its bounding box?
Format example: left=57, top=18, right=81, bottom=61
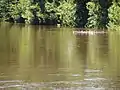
left=0, top=80, right=105, bottom=90
left=0, top=79, right=119, bottom=90
left=85, top=69, right=102, bottom=73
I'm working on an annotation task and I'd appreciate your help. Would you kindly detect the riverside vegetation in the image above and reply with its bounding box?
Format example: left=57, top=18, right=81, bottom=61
left=0, top=0, right=119, bottom=30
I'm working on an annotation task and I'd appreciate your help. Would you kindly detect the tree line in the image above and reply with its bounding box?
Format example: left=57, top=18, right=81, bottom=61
left=0, top=0, right=119, bottom=29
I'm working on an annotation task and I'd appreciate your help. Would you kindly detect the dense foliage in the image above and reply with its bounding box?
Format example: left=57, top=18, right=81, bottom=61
left=86, top=1, right=101, bottom=28
left=108, top=1, right=120, bottom=30
left=0, top=0, right=120, bottom=29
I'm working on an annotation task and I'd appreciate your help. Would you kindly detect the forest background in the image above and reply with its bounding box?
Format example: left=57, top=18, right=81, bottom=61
left=0, top=0, right=119, bottom=30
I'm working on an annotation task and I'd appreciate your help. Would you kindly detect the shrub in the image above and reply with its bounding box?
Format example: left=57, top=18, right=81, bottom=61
left=0, top=0, right=12, bottom=21
left=108, top=2, right=120, bottom=30
left=56, top=1, right=76, bottom=27
left=45, top=0, right=76, bottom=26
left=10, top=0, right=41, bottom=23
left=86, top=1, right=101, bottom=28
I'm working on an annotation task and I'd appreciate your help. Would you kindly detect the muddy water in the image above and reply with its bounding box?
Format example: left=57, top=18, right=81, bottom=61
left=0, top=23, right=120, bottom=90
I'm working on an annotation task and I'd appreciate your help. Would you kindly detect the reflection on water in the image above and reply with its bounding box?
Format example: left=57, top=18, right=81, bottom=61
left=0, top=23, right=120, bottom=89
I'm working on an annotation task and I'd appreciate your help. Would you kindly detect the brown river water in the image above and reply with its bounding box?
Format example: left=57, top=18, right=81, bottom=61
left=0, top=22, right=120, bottom=90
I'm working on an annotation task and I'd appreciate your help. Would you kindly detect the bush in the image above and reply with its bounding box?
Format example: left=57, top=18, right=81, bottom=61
left=10, top=0, right=41, bottom=23
left=0, top=0, right=12, bottom=21
left=56, top=1, right=76, bottom=27
left=86, top=1, right=102, bottom=28
left=108, top=2, right=120, bottom=30
left=45, top=0, right=76, bottom=27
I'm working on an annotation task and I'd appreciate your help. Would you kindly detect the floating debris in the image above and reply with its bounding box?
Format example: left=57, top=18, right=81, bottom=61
left=73, top=31, right=107, bottom=35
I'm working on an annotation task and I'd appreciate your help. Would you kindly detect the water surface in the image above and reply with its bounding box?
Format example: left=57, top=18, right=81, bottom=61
left=0, top=23, right=120, bottom=90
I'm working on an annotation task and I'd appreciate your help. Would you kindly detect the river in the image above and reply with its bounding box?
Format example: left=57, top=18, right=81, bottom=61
left=0, top=22, right=120, bottom=90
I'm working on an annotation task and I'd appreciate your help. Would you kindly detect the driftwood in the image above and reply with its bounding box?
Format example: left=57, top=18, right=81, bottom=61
left=73, top=30, right=107, bottom=35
